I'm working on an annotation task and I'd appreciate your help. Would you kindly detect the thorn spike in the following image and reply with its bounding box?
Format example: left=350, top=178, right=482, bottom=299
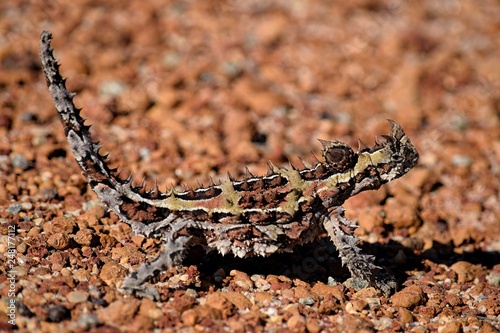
left=357, top=139, right=369, bottom=152
left=244, top=167, right=254, bottom=178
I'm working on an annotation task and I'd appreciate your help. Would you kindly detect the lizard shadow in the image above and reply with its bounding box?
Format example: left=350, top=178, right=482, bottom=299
left=184, top=237, right=499, bottom=291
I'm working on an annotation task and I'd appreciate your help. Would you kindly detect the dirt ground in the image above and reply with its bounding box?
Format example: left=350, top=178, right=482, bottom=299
left=0, top=0, right=499, bottom=332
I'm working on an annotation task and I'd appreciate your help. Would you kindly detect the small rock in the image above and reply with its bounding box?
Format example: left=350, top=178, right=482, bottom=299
left=486, top=270, right=500, bottom=286
left=76, top=313, right=100, bottom=329
left=130, top=235, right=145, bottom=247
left=21, top=202, right=33, bottom=211
left=444, top=293, right=462, bottom=307
left=352, top=287, right=380, bottom=299
left=127, top=314, right=155, bottom=332
left=100, top=261, right=129, bottom=286
left=10, top=266, right=28, bottom=277
left=391, top=285, right=425, bottom=308
left=213, top=268, right=225, bottom=283
left=254, top=291, right=272, bottom=304
left=226, top=318, right=246, bottom=332
left=351, top=299, right=368, bottom=311
left=97, top=298, right=141, bottom=326
left=223, top=292, right=252, bottom=310
left=192, top=304, right=222, bottom=321
left=47, top=305, right=71, bottom=322
left=6, top=204, right=22, bottom=215
left=287, top=314, right=307, bottom=332
left=74, top=229, right=93, bottom=245
left=345, top=302, right=357, bottom=314
left=439, top=321, right=462, bottom=333
left=344, top=277, right=369, bottom=291
left=298, top=296, right=316, bottom=306
left=451, top=154, right=472, bottom=167
left=450, top=261, right=477, bottom=283
left=311, top=282, right=345, bottom=303
left=181, top=309, right=198, bottom=326
left=398, top=307, right=413, bottom=324
left=138, top=298, right=163, bottom=320
left=206, top=293, right=230, bottom=312
left=74, top=268, right=91, bottom=282
left=11, top=154, right=32, bottom=170
left=67, top=290, right=89, bottom=303
left=384, top=197, right=419, bottom=229
left=230, top=270, right=254, bottom=290
left=306, top=318, right=322, bottom=333
left=44, top=217, right=77, bottom=234
left=47, top=233, right=70, bottom=250
left=99, top=79, right=126, bottom=98
left=294, top=285, right=312, bottom=299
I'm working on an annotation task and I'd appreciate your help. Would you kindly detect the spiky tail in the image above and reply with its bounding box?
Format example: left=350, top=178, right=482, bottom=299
left=39, top=31, right=173, bottom=234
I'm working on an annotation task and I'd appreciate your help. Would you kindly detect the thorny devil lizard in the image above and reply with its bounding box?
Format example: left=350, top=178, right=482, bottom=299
left=39, top=31, right=419, bottom=299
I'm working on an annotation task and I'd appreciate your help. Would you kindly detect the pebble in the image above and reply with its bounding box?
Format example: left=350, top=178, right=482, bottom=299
left=391, top=285, right=425, bottom=308
left=206, top=293, right=230, bottom=312
left=294, top=285, right=312, bottom=299
left=306, top=318, right=322, bottom=333
left=398, top=307, right=413, bottom=324
left=384, top=197, right=419, bottom=229
left=181, top=309, right=198, bottom=326
left=451, top=154, right=472, bottom=167
left=311, top=282, right=345, bottom=303
left=73, top=268, right=91, bottom=282
left=47, top=233, right=70, bottom=250
left=254, top=291, right=272, bottom=304
left=438, top=321, right=462, bottom=333
left=287, top=315, right=307, bottom=332
left=98, top=79, right=126, bottom=98
left=351, top=299, right=367, bottom=311
left=44, top=216, right=77, bottom=234
left=97, top=299, right=141, bottom=326
left=139, top=298, right=163, bottom=320
left=47, top=305, right=71, bottom=322
left=486, top=270, right=500, bottom=286
left=223, top=292, right=252, bottom=310
left=76, top=313, right=100, bottom=329
left=450, top=261, right=478, bottom=283
left=373, top=317, right=393, bottom=331
left=213, top=268, right=226, bottom=283
left=298, top=296, right=316, bottom=306
left=11, top=154, right=31, bottom=170
left=6, top=203, right=22, bottom=215
left=230, top=270, right=254, bottom=290
left=10, top=266, right=28, bottom=276
left=66, top=290, right=89, bottom=303
left=99, top=261, right=129, bottom=286
left=344, top=277, right=369, bottom=291
left=74, top=229, right=93, bottom=245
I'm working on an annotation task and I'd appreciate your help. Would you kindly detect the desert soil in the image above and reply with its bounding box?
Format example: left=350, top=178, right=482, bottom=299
left=0, top=0, right=499, bottom=332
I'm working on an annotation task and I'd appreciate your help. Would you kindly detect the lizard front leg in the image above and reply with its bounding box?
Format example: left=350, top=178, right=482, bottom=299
left=323, top=207, right=397, bottom=296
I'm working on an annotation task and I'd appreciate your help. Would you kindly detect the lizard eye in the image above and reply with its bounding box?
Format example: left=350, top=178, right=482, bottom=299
left=391, top=154, right=404, bottom=163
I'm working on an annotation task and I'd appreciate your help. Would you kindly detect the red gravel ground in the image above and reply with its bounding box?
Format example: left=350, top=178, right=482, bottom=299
left=1, top=1, right=499, bottom=332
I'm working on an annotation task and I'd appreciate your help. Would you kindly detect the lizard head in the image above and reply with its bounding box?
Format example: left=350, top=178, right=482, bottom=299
left=318, top=120, right=419, bottom=198
left=355, top=120, right=419, bottom=187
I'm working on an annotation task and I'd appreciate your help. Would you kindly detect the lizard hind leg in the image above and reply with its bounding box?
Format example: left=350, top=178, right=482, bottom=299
left=121, top=234, right=191, bottom=300
left=323, top=207, right=397, bottom=296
